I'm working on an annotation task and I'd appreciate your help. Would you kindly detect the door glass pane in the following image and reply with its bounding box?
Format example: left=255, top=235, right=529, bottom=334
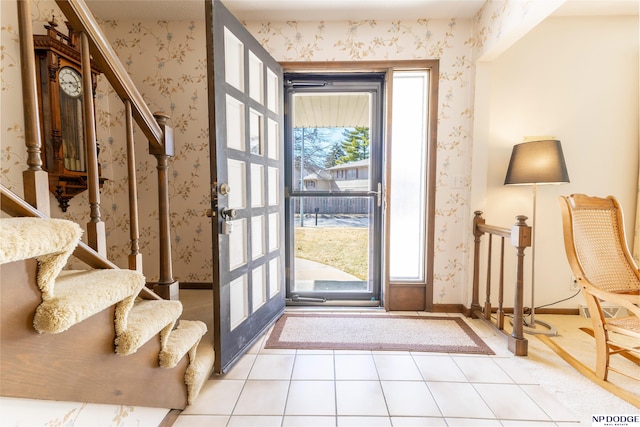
left=227, top=159, right=246, bottom=209
left=226, top=96, right=245, bottom=151
left=229, top=274, right=248, bottom=330
left=224, top=27, right=244, bottom=91
left=268, top=167, right=279, bottom=206
left=251, top=164, right=264, bottom=207
left=389, top=71, right=428, bottom=281
left=292, top=93, right=371, bottom=193
left=251, top=215, right=265, bottom=260
left=291, top=196, right=371, bottom=293
left=267, top=118, right=279, bottom=160
left=267, top=67, right=278, bottom=113
left=229, top=218, right=247, bottom=270
left=252, top=265, right=266, bottom=311
left=248, top=51, right=263, bottom=103
left=269, top=257, right=280, bottom=297
left=249, top=109, right=263, bottom=155
left=269, top=212, right=279, bottom=251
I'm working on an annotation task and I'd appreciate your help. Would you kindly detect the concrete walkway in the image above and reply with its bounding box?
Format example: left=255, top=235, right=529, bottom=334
left=293, top=258, right=362, bottom=291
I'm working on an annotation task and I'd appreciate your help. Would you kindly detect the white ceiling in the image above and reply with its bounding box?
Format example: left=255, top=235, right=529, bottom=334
left=86, top=0, right=639, bottom=22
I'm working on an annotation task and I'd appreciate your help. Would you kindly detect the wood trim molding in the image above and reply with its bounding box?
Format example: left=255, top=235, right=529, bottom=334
left=282, top=60, right=439, bottom=72
left=179, top=282, right=214, bottom=290
left=280, top=60, right=440, bottom=312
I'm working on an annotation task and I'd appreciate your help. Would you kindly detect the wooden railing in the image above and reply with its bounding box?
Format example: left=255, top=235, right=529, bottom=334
left=17, top=0, right=179, bottom=299
left=472, top=211, right=531, bottom=356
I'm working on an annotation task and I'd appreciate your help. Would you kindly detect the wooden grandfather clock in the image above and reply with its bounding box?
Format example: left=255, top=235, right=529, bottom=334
left=34, top=17, right=104, bottom=212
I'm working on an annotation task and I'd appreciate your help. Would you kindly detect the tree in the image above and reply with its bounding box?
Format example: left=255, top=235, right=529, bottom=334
left=336, top=127, right=369, bottom=164
left=293, top=127, right=333, bottom=170
left=325, top=142, right=346, bottom=168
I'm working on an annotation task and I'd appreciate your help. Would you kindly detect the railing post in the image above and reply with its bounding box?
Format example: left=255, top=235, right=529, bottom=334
left=125, top=101, right=142, bottom=273
left=80, top=31, right=106, bottom=256
left=471, top=211, right=485, bottom=316
left=18, top=0, right=50, bottom=216
left=484, top=234, right=493, bottom=321
left=149, top=112, right=179, bottom=300
left=497, top=238, right=505, bottom=330
left=508, top=215, right=531, bottom=356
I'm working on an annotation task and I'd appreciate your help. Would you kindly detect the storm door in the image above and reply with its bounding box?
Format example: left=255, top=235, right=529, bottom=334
left=205, top=0, right=285, bottom=373
left=284, top=74, right=384, bottom=304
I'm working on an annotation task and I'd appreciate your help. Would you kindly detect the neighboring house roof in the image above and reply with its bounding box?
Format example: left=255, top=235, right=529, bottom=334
left=327, top=158, right=370, bottom=170
left=303, top=170, right=332, bottom=180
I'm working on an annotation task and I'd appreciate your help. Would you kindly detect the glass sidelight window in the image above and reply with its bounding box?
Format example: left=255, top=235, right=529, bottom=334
left=389, top=71, right=429, bottom=282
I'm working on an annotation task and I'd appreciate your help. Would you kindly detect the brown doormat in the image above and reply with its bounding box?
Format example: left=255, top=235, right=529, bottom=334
left=265, top=313, right=494, bottom=355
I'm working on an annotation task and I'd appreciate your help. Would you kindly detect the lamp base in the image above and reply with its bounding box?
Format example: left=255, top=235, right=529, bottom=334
left=523, top=319, right=557, bottom=336
left=509, top=317, right=558, bottom=336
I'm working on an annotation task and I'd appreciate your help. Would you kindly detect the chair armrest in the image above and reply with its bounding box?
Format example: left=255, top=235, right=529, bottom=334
left=582, top=281, right=640, bottom=318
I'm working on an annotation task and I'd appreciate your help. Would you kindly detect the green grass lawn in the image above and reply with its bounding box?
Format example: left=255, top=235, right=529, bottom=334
left=295, top=226, right=369, bottom=280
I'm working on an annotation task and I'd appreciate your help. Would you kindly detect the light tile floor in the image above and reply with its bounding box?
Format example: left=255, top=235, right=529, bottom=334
left=174, top=311, right=586, bottom=427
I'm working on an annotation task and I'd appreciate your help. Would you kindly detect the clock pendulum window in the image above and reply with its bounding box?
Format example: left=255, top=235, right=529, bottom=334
left=58, top=66, right=86, bottom=172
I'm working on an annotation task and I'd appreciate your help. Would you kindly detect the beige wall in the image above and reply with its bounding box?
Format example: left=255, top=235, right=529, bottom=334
left=2, top=1, right=637, bottom=309
left=473, top=15, right=639, bottom=309
left=2, top=1, right=481, bottom=303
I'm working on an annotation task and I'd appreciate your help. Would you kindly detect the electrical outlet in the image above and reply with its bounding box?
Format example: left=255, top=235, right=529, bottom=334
left=570, top=276, right=580, bottom=291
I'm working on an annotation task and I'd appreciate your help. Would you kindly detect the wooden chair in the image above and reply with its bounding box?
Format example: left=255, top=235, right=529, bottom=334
left=559, top=194, right=640, bottom=382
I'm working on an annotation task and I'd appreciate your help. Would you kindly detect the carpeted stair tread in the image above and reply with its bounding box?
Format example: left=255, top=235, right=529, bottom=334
left=115, top=299, right=183, bottom=356
left=159, top=320, right=208, bottom=368
left=0, top=217, right=83, bottom=299
left=33, top=269, right=145, bottom=334
left=0, top=217, right=82, bottom=264
left=185, top=339, right=216, bottom=405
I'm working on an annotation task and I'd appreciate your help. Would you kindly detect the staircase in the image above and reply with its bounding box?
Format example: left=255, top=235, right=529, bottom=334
left=1, top=0, right=217, bottom=409
left=0, top=214, right=214, bottom=409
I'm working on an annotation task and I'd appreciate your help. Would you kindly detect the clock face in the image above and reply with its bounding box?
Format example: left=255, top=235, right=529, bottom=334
left=59, top=67, right=82, bottom=98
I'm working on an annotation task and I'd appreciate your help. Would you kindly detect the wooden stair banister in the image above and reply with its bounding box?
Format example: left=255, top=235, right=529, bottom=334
left=54, top=0, right=164, bottom=150
left=41, top=0, right=179, bottom=298
left=0, top=184, right=161, bottom=301
left=125, top=101, right=143, bottom=273
left=79, top=31, right=106, bottom=256
left=472, top=211, right=531, bottom=356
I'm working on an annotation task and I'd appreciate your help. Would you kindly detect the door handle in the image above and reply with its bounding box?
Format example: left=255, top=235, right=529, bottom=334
left=220, top=207, right=237, bottom=220
left=207, top=182, right=232, bottom=217
left=368, top=182, right=382, bottom=207
left=218, top=183, right=231, bottom=196
left=220, top=207, right=236, bottom=235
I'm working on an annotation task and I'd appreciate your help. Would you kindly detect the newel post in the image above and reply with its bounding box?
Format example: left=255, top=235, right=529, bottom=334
left=471, top=211, right=485, bottom=316
left=508, top=214, right=531, bottom=356
left=149, top=112, right=179, bottom=300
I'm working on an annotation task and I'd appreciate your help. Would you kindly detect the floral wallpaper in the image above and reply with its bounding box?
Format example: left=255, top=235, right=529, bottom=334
left=470, top=0, right=565, bottom=60
left=2, top=1, right=582, bottom=298
left=8, top=0, right=635, bottom=423
left=243, top=18, right=477, bottom=304
left=2, top=0, right=481, bottom=302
